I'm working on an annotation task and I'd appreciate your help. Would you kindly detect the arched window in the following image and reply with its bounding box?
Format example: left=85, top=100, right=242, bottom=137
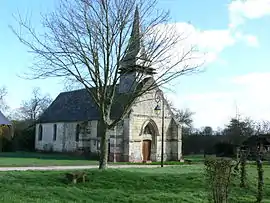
left=144, top=124, right=152, bottom=134
left=53, top=124, right=57, bottom=141
left=38, top=125, right=43, bottom=141
left=75, top=124, right=80, bottom=142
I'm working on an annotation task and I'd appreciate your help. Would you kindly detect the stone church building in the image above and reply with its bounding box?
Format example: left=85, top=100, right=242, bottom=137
left=35, top=8, right=182, bottom=162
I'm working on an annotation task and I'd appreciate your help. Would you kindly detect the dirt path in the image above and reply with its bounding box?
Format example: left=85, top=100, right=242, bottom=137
left=0, top=164, right=166, bottom=171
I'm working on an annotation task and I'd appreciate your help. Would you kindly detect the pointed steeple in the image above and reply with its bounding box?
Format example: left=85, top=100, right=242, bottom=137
left=118, top=6, right=156, bottom=94
left=129, top=5, right=141, bottom=55
left=119, top=6, right=151, bottom=73
left=118, top=6, right=156, bottom=81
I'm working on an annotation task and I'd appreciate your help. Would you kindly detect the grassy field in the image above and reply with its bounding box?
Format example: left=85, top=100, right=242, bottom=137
left=0, top=165, right=269, bottom=202
left=0, top=152, right=267, bottom=167
left=0, top=152, right=98, bottom=166
left=0, top=152, right=201, bottom=167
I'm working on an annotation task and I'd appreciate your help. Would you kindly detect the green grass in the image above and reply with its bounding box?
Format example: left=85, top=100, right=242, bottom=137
left=0, top=165, right=269, bottom=202
left=0, top=152, right=201, bottom=167
left=0, top=152, right=98, bottom=167
left=0, top=152, right=190, bottom=167
left=0, top=152, right=267, bottom=167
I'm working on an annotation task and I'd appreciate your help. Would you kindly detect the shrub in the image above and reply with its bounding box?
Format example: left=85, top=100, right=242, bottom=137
left=1, top=137, right=12, bottom=152
left=256, top=158, right=264, bottom=203
left=12, top=127, right=35, bottom=152
left=204, top=157, right=234, bottom=203
left=239, top=150, right=247, bottom=188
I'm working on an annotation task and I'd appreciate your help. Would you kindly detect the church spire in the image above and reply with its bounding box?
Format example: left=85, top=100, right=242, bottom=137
left=130, top=5, right=140, bottom=53
left=118, top=6, right=156, bottom=94
left=119, top=6, right=144, bottom=71
left=119, top=5, right=155, bottom=75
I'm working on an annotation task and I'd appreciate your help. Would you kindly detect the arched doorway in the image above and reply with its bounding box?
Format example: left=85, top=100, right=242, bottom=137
left=141, top=120, right=158, bottom=162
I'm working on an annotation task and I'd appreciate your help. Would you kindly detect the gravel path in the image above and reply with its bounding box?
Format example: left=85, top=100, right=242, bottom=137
left=0, top=164, right=164, bottom=171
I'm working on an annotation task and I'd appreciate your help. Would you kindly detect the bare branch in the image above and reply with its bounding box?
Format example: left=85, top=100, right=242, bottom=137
left=11, top=0, right=204, bottom=168
left=0, top=86, right=8, bottom=112
left=16, top=87, right=52, bottom=121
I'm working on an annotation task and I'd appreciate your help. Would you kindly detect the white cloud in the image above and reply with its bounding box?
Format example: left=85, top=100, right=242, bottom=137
left=169, top=23, right=258, bottom=67
left=167, top=90, right=236, bottom=129
left=151, top=23, right=236, bottom=81
left=168, top=72, right=270, bottom=129
left=151, top=11, right=260, bottom=81
left=227, top=0, right=267, bottom=48
left=241, top=34, right=259, bottom=47
left=196, top=30, right=236, bottom=52
left=235, top=32, right=259, bottom=47
left=231, top=72, right=270, bottom=86
left=168, top=23, right=237, bottom=65
left=172, top=23, right=235, bottom=52
left=229, top=0, right=270, bottom=28
left=229, top=72, right=270, bottom=120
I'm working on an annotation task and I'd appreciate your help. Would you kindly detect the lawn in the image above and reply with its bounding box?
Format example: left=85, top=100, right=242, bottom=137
left=0, top=152, right=98, bottom=167
left=0, top=152, right=197, bottom=167
left=0, top=165, right=269, bottom=202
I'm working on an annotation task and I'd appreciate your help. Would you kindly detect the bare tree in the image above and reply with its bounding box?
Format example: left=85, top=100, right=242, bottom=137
left=0, top=86, right=8, bottom=112
left=171, top=106, right=195, bottom=128
left=11, top=0, right=203, bottom=169
left=254, top=120, right=270, bottom=135
left=17, top=87, right=52, bottom=121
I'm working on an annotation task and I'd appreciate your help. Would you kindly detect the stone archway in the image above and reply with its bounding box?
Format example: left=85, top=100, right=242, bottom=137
left=141, top=120, right=158, bottom=162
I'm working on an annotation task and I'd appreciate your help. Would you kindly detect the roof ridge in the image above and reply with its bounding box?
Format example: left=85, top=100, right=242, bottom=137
left=60, top=84, right=120, bottom=95
left=60, top=88, right=87, bottom=95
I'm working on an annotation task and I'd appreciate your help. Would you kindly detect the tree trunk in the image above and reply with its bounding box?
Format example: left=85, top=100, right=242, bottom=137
left=256, top=152, right=264, bottom=203
left=240, top=150, right=247, bottom=188
left=0, top=137, right=2, bottom=152
left=99, top=120, right=110, bottom=169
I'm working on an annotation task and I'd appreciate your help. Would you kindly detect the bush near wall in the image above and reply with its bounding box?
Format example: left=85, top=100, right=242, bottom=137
left=12, top=126, right=35, bottom=152
left=0, top=120, right=36, bottom=152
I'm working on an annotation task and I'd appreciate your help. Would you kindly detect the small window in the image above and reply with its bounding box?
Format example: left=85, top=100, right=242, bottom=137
left=75, top=124, right=80, bottom=142
left=38, top=125, right=43, bottom=141
left=53, top=124, right=57, bottom=141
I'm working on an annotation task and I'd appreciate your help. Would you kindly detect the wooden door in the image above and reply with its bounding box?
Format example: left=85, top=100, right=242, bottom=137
left=142, top=140, right=151, bottom=161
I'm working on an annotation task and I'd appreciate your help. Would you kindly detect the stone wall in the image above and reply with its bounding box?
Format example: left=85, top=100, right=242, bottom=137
left=108, top=120, right=125, bottom=162
left=128, top=90, right=182, bottom=162
left=35, top=121, right=99, bottom=153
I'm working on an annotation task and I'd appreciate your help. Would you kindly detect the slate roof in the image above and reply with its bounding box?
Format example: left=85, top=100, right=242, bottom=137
left=0, top=110, right=11, bottom=125
left=37, top=76, right=181, bottom=126
left=38, top=86, right=130, bottom=123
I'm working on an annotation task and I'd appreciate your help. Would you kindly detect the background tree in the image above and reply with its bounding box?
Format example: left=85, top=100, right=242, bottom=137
left=174, top=108, right=195, bottom=128
left=12, top=0, right=202, bottom=169
left=0, top=87, right=12, bottom=151
left=0, top=86, right=8, bottom=112
left=222, top=118, right=255, bottom=145
left=170, top=104, right=195, bottom=137
left=201, top=126, right=213, bottom=136
left=254, top=120, right=270, bottom=135
left=16, top=87, right=52, bottom=121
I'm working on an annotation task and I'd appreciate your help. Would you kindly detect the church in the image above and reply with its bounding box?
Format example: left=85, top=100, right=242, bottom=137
left=35, top=8, right=182, bottom=162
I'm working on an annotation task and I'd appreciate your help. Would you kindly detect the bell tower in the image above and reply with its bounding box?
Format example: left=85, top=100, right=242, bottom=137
left=118, top=6, right=156, bottom=94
